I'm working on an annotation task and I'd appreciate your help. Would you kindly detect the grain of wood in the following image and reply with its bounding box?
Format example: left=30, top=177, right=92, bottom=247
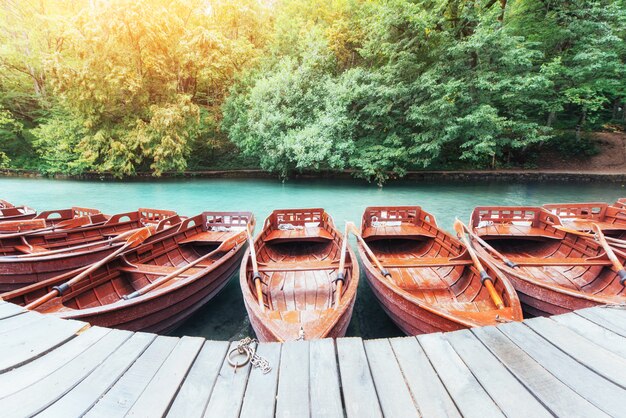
left=553, top=313, right=626, bottom=357
left=276, top=340, right=310, bottom=418
left=240, top=342, right=281, bottom=418
left=309, top=338, right=343, bottom=418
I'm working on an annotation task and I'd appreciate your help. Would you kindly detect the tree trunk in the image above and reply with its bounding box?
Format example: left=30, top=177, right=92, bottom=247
left=575, top=109, right=586, bottom=141
left=547, top=110, right=556, bottom=127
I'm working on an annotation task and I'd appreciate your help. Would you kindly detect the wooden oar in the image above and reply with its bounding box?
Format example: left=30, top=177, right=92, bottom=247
left=460, top=222, right=519, bottom=268
left=334, top=223, right=349, bottom=308
left=554, top=225, right=626, bottom=247
left=347, top=222, right=391, bottom=279
left=123, top=230, right=246, bottom=300
left=8, top=227, right=146, bottom=259
left=246, top=225, right=265, bottom=312
left=25, top=226, right=155, bottom=310
left=0, top=215, right=94, bottom=238
left=454, top=219, right=504, bottom=310
left=591, top=223, right=626, bottom=286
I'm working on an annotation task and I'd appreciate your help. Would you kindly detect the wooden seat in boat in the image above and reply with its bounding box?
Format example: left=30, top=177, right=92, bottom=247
left=119, top=263, right=206, bottom=278
left=258, top=260, right=344, bottom=272
left=179, top=230, right=240, bottom=245
left=478, top=224, right=559, bottom=240
left=380, top=257, right=472, bottom=268
left=565, top=219, right=625, bottom=232
left=362, top=223, right=435, bottom=241
left=265, top=227, right=333, bottom=243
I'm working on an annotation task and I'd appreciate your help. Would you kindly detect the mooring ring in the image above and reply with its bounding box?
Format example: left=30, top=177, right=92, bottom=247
left=227, top=347, right=251, bottom=369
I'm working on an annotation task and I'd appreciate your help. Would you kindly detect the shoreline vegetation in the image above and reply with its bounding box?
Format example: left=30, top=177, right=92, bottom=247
left=0, top=0, right=625, bottom=184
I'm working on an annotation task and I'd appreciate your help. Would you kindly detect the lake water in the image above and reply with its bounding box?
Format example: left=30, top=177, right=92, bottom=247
left=1, top=176, right=624, bottom=340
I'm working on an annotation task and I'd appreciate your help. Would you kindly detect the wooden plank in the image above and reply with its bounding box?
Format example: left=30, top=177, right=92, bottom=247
left=525, top=317, right=626, bottom=388
left=363, top=339, right=419, bottom=418
left=418, top=333, right=504, bottom=418
left=275, top=340, right=310, bottom=418
left=389, top=336, right=460, bottom=417
left=0, top=301, right=25, bottom=320
left=240, top=342, right=282, bottom=418
left=444, top=329, right=551, bottom=418
left=0, top=310, right=45, bottom=335
left=0, top=329, right=131, bottom=417
left=552, top=312, right=626, bottom=357
left=203, top=340, right=254, bottom=417
left=336, top=337, right=382, bottom=418
left=577, top=307, right=626, bottom=337
left=472, top=326, right=608, bottom=417
left=166, top=340, right=230, bottom=418
left=85, top=335, right=179, bottom=417
left=37, top=332, right=156, bottom=417
left=0, top=327, right=110, bottom=398
left=126, top=336, right=204, bottom=417
left=309, top=338, right=343, bottom=418
left=498, top=321, right=625, bottom=416
left=0, top=316, right=86, bottom=373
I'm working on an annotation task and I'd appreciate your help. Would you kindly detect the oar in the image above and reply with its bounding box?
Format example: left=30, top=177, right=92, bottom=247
left=0, top=215, right=94, bottom=238
left=460, top=222, right=518, bottom=268
left=347, top=222, right=391, bottom=279
left=334, top=223, right=349, bottom=308
left=25, top=226, right=155, bottom=310
left=591, top=223, right=626, bottom=286
left=9, top=227, right=146, bottom=259
left=453, top=219, right=504, bottom=310
left=123, top=230, right=246, bottom=300
left=554, top=225, right=626, bottom=247
left=246, top=225, right=265, bottom=312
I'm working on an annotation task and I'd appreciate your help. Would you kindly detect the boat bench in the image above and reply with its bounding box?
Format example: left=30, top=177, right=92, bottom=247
left=265, top=227, right=333, bottom=243
left=119, top=263, right=206, bottom=278
left=477, top=224, right=559, bottom=240
left=363, top=224, right=435, bottom=241
left=258, top=260, right=347, bottom=272
left=179, top=230, right=240, bottom=245
left=382, top=257, right=471, bottom=268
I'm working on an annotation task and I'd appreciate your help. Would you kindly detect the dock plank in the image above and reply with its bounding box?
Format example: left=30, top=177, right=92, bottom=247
left=444, top=329, right=550, bottom=418
left=85, top=335, right=179, bottom=417
left=309, top=338, right=343, bottom=418
left=0, top=327, right=110, bottom=398
left=419, top=333, right=504, bottom=418
left=389, top=336, right=460, bottom=417
left=364, top=339, right=419, bottom=418
left=526, top=317, right=626, bottom=388
left=473, top=326, right=608, bottom=417
left=553, top=312, right=626, bottom=357
left=0, top=310, right=45, bottom=335
left=498, top=321, right=625, bottom=417
left=240, top=342, right=282, bottom=418
left=167, top=340, right=230, bottom=418
left=336, top=337, right=382, bottom=418
left=0, top=329, right=131, bottom=417
left=276, top=341, right=310, bottom=418
left=38, top=332, right=156, bottom=417
left=0, top=316, right=86, bottom=373
left=127, top=336, right=204, bottom=417
left=0, top=301, right=25, bottom=320
left=576, top=306, right=626, bottom=337
left=202, top=340, right=253, bottom=418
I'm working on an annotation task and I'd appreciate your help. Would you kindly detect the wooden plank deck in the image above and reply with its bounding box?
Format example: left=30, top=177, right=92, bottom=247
left=0, top=301, right=625, bottom=417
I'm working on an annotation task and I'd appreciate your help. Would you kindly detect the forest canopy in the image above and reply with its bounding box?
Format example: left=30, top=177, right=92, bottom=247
left=0, top=0, right=624, bottom=182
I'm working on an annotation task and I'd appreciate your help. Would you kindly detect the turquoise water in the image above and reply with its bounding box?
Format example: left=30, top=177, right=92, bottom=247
left=2, top=176, right=624, bottom=339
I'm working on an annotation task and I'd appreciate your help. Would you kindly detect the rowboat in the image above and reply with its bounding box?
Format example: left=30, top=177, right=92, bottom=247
left=0, top=208, right=180, bottom=256
left=544, top=202, right=626, bottom=238
left=0, top=205, right=36, bottom=222
left=0, top=207, right=106, bottom=233
left=469, top=206, right=626, bottom=316
left=354, top=206, right=522, bottom=335
left=240, top=208, right=358, bottom=342
left=1, top=211, right=254, bottom=333
left=0, top=200, right=14, bottom=208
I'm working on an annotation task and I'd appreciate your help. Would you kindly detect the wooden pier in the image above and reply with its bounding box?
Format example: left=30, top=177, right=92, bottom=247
left=0, top=301, right=625, bottom=417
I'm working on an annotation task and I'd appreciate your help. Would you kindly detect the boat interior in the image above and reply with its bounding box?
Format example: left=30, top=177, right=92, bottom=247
left=246, top=209, right=354, bottom=328
left=471, top=206, right=624, bottom=297
left=361, top=206, right=514, bottom=315
left=3, top=211, right=254, bottom=312
left=544, top=202, right=626, bottom=238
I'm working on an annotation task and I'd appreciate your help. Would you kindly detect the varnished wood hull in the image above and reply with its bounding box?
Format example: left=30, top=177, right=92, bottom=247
left=0, top=245, right=121, bottom=292
left=53, top=247, right=246, bottom=334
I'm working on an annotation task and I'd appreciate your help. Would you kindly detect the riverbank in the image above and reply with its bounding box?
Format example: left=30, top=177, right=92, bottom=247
left=2, top=168, right=625, bottom=183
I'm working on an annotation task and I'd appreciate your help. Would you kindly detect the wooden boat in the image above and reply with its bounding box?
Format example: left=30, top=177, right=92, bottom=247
left=0, top=205, right=36, bottom=222
left=355, top=206, right=522, bottom=335
left=240, top=208, right=359, bottom=342
left=469, top=206, right=626, bottom=316
left=544, top=202, right=626, bottom=238
left=1, top=211, right=255, bottom=333
left=0, top=199, right=14, bottom=208
left=0, top=208, right=180, bottom=256
left=0, top=209, right=181, bottom=292
left=0, top=206, right=105, bottom=233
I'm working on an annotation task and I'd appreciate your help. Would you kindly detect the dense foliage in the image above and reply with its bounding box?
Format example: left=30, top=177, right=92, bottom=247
left=1, top=0, right=624, bottom=181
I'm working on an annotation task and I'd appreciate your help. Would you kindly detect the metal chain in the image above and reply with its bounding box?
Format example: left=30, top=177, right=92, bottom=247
left=228, top=337, right=272, bottom=374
